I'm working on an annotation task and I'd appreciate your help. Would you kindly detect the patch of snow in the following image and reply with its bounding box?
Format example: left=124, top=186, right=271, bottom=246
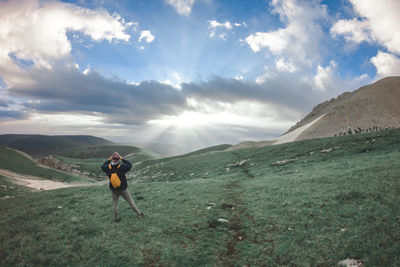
left=273, top=114, right=326, bottom=145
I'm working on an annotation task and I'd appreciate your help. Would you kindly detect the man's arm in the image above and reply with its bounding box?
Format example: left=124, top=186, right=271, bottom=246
left=119, top=158, right=132, bottom=173
left=101, top=160, right=111, bottom=173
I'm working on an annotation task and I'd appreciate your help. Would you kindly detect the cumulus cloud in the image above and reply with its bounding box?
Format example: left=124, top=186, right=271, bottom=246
left=0, top=0, right=132, bottom=86
left=314, top=61, right=338, bottom=91
left=331, top=0, right=400, bottom=55
left=330, top=18, right=372, bottom=44
left=208, top=19, right=246, bottom=40
left=166, top=0, right=195, bottom=16
left=82, top=66, right=91, bottom=75
left=138, top=30, right=155, bottom=43
left=244, top=0, right=371, bottom=97
left=331, top=0, right=400, bottom=78
left=370, top=51, right=400, bottom=78
left=276, top=58, right=297, bottom=72
left=245, top=0, right=328, bottom=63
left=245, top=29, right=287, bottom=53
left=208, top=20, right=232, bottom=38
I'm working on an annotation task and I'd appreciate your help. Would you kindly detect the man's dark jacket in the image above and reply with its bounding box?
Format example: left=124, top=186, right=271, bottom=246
left=101, top=159, right=132, bottom=191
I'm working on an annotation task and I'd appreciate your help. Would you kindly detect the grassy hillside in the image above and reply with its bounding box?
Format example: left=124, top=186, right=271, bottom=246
left=0, top=176, right=31, bottom=198
left=136, top=142, right=188, bottom=157
left=0, top=146, right=91, bottom=183
left=54, top=145, right=160, bottom=179
left=0, top=134, right=112, bottom=158
left=1, top=130, right=399, bottom=266
left=58, top=144, right=158, bottom=159
left=178, top=144, right=232, bottom=157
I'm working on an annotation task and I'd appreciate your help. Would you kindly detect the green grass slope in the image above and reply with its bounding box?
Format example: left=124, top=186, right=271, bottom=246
left=58, top=144, right=158, bottom=159
left=0, top=146, right=91, bottom=183
left=0, top=134, right=112, bottom=158
left=1, top=130, right=399, bottom=266
left=0, top=176, right=31, bottom=198
left=54, top=145, right=160, bottom=179
left=175, top=144, right=232, bottom=158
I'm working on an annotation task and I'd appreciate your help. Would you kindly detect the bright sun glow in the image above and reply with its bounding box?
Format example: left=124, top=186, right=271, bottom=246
left=149, top=111, right=212, bottom=128
left=31, top=113, right=105, bottom=126
left=148, top=108, right=291, bottom=130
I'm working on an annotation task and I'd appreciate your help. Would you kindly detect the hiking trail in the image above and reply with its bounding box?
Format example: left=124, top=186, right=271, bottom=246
left=0, top=169, right=106, bottom=191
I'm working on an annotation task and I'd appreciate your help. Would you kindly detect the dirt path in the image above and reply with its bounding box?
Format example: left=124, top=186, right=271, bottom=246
left=0, top=169, right=106, bottom=191
left=217, top=155, right=252, bottom=264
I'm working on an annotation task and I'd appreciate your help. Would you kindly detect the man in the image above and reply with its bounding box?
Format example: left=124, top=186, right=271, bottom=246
left=101, top=152, right=144, bottom=222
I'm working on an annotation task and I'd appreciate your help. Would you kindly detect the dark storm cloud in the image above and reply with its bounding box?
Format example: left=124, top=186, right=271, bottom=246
left=0, top=98, right=8, bottom=107
left=10, top=66, right=188, bottom=123
left=8, top=66, right=340, bottom=125
left=181, top=74, right=331, bottom=113
left=0, top=109, right=27, bottom=120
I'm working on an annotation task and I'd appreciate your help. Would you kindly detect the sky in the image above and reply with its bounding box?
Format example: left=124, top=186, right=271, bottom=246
left=0, top=0, right=400, bottom=153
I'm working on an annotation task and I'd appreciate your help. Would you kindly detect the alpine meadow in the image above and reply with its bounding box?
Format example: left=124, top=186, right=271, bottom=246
left=1, top=0, right=400, bottom=266
left=1, top=129, right=400, bottom=266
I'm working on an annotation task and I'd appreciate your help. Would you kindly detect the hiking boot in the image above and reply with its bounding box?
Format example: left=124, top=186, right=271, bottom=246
left=114, top=217, right=121, bottom=222
left=137, top=212, right=145, bottom=218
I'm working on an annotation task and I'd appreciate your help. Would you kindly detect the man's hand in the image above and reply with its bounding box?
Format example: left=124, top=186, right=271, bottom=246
left=119, top=156, right=124, bottom=161
left=108, top=156, right=113, bottom=161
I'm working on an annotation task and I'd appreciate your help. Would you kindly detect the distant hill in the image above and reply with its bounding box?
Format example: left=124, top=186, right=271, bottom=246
left=164, top=144, right=233, bottom=161
left=284, top=76, right=400, bottom=141
left=0, top=134, right=112, bottom=158
left=136, top=142, right=189, bottom=157
left=182, top=144, right=232, bottom=157
left=226, top=140, right=275, bottom=151
left=59, top=144, right=140, bottom=159
left=0, top=146, right=86, bottom=182
left=59, top=144, right=160, bottom=160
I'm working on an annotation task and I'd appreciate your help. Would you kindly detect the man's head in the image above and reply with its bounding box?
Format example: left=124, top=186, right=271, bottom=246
left=111, top=152, right=121, bottom=162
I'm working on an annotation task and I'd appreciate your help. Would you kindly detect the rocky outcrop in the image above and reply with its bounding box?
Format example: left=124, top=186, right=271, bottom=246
left=37, top=156, right=89, bottom=177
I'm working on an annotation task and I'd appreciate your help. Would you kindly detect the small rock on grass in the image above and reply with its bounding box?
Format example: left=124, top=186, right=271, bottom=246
left=338, top=258, right=363, bottom=267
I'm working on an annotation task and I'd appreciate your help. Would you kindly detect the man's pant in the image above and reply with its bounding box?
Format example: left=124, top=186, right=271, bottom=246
left=111, top=189, right=140, bottom=219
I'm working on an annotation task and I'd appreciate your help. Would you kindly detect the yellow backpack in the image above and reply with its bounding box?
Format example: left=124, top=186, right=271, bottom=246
left=108, top=163, right=121, bottom=189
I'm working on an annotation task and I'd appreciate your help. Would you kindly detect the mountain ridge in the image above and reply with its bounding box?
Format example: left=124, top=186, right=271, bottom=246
left=0, top=134, right=112, bottom=158
left=227, top=76, right=400, bottom=150
left=288, top=76, right=400, bottom=141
